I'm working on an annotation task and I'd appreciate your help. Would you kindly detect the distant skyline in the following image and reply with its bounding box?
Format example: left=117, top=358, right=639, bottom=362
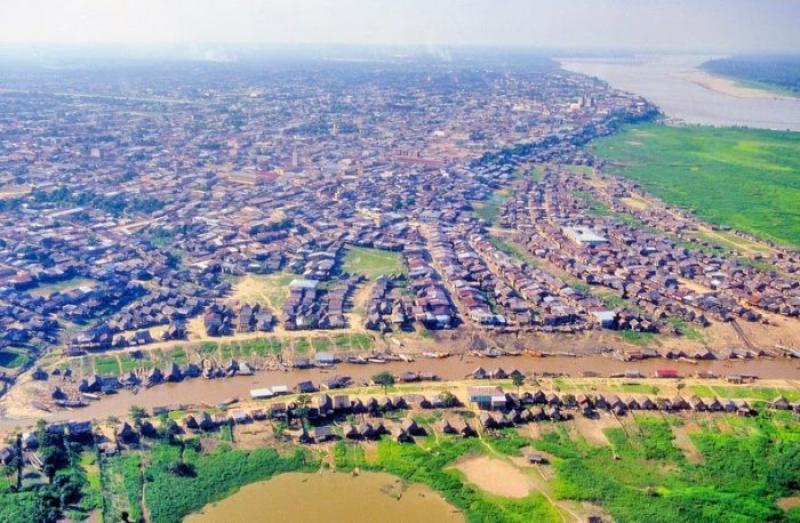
left=1, top=0, right=799, bottom=53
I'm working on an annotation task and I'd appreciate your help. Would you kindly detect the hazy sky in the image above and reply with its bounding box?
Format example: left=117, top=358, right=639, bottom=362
left=1, top=0, right=798, bottom=52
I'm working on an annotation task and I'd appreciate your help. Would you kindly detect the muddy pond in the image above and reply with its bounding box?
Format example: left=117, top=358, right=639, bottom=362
left=183, top=471, right=464, bottom=523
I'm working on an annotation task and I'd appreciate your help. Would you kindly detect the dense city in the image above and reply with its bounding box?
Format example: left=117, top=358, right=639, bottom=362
left=1, top=51, right=799, bottom=523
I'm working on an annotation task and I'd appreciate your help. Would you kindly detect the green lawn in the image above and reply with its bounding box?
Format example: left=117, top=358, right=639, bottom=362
left=29, top=277, right=96, bottom=298
left=591, top=123, right=800, bottom=247
left=473, top=189, right=509, bottom=225
left=342, top=247, right=405, bottom=280
left=94, top=355, right=121, bottom=375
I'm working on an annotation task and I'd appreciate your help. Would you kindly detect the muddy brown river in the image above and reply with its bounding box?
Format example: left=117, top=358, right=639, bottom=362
left=1, top=354, right=799, bottom=432
left=183, top=471, right=463, bottom=523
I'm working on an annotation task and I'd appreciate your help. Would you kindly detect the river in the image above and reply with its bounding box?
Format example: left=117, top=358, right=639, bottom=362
left=184, top=471, right=464, bottom=523
left=561, top=54, right=800, bottom=131
left=2, top=354, right=798, bottom=432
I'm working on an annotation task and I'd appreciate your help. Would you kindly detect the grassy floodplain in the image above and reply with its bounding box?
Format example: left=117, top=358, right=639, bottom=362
left=591, top=123, right=800, bottom=247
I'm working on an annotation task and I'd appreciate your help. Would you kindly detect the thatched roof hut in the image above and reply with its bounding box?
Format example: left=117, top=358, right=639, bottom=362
left=640, top=397, right=657, bottom=410
left=771, top=396, right=791, bottom=410
left=479, top=411, right=497, bottom=429
left=183, top=415, right=199, bottom=430
left=380, top=397, right=395, bottom=411
left=471, top=367, right=488, bottom=380
left=392, top=427, right=414, bottom=443
left=345, top=425, right=360, bottom=439
left=440, top=419, right=456, bottom=434
left=531, top=390, right=547, bottom=404
left=401, top=419, right=426, bottom=436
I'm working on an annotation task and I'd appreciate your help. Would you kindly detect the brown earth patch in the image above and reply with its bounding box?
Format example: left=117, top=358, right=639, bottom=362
left=452, top=455, right=536, bottom=498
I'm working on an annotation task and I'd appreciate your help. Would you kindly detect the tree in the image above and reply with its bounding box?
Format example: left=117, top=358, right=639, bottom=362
left=167, top=460, right=195, bottom=477
left=439, top=391, right=459, bottom=408
left=511, top=374, right=525, bottom=395
left=372, top=371, right=395, bottom=395
left=129, top=405, right=146, bottom=427
left=294, top=394, right=311, bottom=431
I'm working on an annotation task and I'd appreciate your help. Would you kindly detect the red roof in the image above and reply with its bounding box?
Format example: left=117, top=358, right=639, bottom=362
left=655, top=369, right=679, bottom=378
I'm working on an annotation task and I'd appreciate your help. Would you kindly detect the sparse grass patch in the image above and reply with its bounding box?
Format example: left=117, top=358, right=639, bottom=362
left=350, top=333, right=372, bottom=350
left=342, top=247, right=405, bottom=280
left=94, top=355, right=121, bottom=376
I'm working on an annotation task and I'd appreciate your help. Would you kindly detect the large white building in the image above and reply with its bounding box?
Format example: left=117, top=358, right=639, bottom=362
left=562, top=226, right=608, bottom=247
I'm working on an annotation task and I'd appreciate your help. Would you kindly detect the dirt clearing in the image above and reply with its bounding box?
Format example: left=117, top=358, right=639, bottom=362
left=453, top=455, right=536, bottom=498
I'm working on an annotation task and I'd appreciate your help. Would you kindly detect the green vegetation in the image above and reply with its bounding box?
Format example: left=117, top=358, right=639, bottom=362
left=100, top=453, right=144, bottom=522
left=489, top=236, right=537, bottom=266
left=349, top=332, right=372, bottom=350
left=342, top=247, right=405, bottom=280
left=535, top=412, right=800, bottom=522
left=293, top=337, right=310, bottom=353
left=5, top=402, right=800, bottom=522
left=0, top=424, right=99, bottom=522
left=620, top=330, right=657, bottom=345
left=29, top=277, right=96, bottom=298
left=598, top=293, right=631, bottom=309
left=665, top=317, right=705, bottom=342
left=94, top=356, right=121, bottom=375
left=592, top=123, right=800, bottom=246
left=0, top=349, right=32, bottom=369
left=473, top=190, right=509, bottom=225
left=702, top=55, right=800, bottom=97
left=372, top=371, right=396, bottom=394
left=611, top=382, right=661, bottom=395
left=572, top=189, right=611, bottom=217
left=335, top=437, right=561, bottom=522
left=689, top=385, right=800, bottom=403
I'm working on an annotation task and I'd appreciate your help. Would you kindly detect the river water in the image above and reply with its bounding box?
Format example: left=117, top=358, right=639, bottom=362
left=561, top=54, right=800, bottom=131
left=184, top=471, right=464, bottom=523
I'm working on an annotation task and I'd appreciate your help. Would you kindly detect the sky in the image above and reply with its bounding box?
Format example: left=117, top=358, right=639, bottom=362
left=0, top=0, right=798, bottom=53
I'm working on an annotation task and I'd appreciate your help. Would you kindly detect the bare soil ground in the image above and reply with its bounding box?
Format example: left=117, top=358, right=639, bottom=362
left=570, top=415, right=616, bottom=446
left=673, top=69, right=795, bottom=100
left=778, top=496, right=800, bottom=512
left=619, top=196, right=651, bottom=211
left=670, top=419, right=704, bottom=463
left=453, top=454, right=536, bottom=498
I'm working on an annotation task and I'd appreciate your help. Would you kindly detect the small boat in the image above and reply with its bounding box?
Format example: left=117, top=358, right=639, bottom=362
left=31, top=401, right=51, bottom=413
left=368, top=358, right=387, bottom=364
left=82, top=393, right=101, bottom=401
left=421, top=351, right=449, bottom=359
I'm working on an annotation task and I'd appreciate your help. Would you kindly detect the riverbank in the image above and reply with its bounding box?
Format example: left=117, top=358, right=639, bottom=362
left=2, top=355, right=799, bottom=436
left=560, top=54, right=800, bottom=130
left=672, top=69, right=796, bottom=100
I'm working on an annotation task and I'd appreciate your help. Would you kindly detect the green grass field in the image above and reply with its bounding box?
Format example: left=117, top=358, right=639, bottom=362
left=342, top=247, right=405, bottom=280
left=591, top=123, right=800, bottom=247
